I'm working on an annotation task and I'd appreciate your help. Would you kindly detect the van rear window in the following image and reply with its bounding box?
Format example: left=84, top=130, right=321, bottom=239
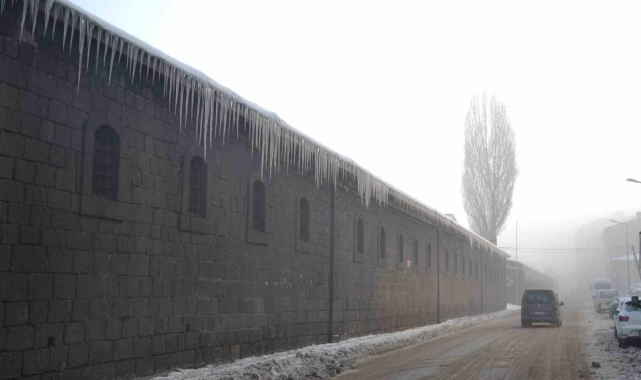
left=523, top=291, right=554, bottom=304
left=600, top=290, right=618, bottom=298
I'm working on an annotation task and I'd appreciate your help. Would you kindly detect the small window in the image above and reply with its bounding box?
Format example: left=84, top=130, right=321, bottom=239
left=454, top=253, right=458, bottom=273
left=299, top=198, right=310, bottom=242
left=379, top=228, right=386, bottom=259
left=427, top=243, right=432, bottom=269
left=413, top=239, right=419, bottom=267
left=476, top=262, right=479, bottom=279
left=252, top=180, right=266, bottom=232
left=398, top=234, right=404, bottom=264
left=356, top=218, right=364, bottom=254
left=462, top=255, right=466, bottom=275
left=188, top=156, right=207, bottom=217
left=469, top=259, right=472, bottom=279
left=92, top=125, right=120, bottom=200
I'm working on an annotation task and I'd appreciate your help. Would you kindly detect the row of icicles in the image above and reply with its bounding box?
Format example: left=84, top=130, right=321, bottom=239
left=1, top=0, right=503, bottom=257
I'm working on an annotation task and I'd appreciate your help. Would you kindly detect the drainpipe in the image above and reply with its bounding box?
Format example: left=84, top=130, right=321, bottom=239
left=480, top=249, right=484, bottom=314
left=436, top=227, right=441, bottom=323
left=328, top=186, right=336, bottom=342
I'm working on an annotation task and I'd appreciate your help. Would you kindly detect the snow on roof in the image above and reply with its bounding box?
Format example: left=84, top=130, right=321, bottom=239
left=4, top=0, right=509, bottom=258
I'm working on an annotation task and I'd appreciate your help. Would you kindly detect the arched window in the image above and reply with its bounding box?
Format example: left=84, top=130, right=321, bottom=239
left=398, top=234, right=404, bottom=264
left=445, top=249, right=449, bottom=271
left=188, top=156, right=207, bottom=217
left=427, top=244, right=432, bottom=269
left=92, top=125, right=120, bottom=200
left=252, top=180, right=266, bottom=232
left=414, top=239, right=419, bottom=267
left=356, top=218, right=364, bottom=254
left=454, top=252, right=458, bottom=273
left=379, top=228, right=386, bottom=259
left=299, top=198, right=310, bottom=242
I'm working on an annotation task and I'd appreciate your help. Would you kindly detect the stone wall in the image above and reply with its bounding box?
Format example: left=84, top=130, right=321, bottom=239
left=0, top=5, right=506, bottom=379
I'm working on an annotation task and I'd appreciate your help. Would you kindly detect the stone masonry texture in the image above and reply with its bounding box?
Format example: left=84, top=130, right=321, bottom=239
left=0, top=5, right=507, bottom=379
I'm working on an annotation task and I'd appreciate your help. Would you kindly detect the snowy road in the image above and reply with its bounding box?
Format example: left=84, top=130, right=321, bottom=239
left=337, top=304, right=591, bottom=380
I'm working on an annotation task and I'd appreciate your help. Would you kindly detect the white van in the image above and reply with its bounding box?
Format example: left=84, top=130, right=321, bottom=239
left=590, top=279, right=613, bottom=299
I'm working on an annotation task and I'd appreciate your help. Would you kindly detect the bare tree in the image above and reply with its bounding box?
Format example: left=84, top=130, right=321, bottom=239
left=462, top=93, right=518, bottom=244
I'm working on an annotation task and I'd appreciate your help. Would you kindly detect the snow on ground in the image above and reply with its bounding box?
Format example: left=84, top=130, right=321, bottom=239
left=150, top=305, right=520, bottom=380
left=583, top=309, right=641, bottom=379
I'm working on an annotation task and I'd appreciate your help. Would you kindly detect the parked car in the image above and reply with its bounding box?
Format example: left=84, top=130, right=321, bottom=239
left=594, top=289, right=620, bottom=313
left=590, top=278, right=613, bottom=298
left=521, top=289, right=564, bottom=327
left=609, top=296, right=628, bottom=319
left=614, top=296, right=641, bottom=348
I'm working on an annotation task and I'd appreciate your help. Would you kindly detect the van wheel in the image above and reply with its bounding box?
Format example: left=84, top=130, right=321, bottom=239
left=521, top=320, right=529, bottom=328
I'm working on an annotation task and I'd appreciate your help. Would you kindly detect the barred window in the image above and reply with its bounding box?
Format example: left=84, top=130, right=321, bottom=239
left=252, top=180, right=266, bottom=232
left=414, top=239, right=419, bottom=267
left=299, top=197, right=310, bottom=242
left=427, top=243, right=432, bottom=268
left=398, top=234, right=404, bottom=264
left=188, top=156, right=207, bottom=217
left=356, top=218, right=364, bottom=254
left=379, top=228, right=386, bottom=259
left=454, top=253, right=458, bottom=273
left=445, top=249, right=449, bottom=271
left=93, top=125, right=120, bottom=200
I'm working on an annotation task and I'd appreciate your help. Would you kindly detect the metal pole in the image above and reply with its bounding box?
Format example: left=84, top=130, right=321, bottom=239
left=436, top=227, right=441, bottom=323
left=515, top=220, right=518, bottom=304
left=626, top=223, right=630, bottom=292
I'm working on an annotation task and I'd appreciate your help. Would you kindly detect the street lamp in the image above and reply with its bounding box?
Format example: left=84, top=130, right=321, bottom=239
left=627, top=178, right=641, bottom=184
left=611, top=219, right=631, bottom=292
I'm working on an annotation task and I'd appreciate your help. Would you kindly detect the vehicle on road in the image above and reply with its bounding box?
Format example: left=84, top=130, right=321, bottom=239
left=614, top=296, right=641, bottom=348
left=590, top=278, right=613, bottom=298
left=521, top=289, right=564, bottom=327
left=610, top=296, right=629, bottom=319
left=594, top=289, right=619, bottom=313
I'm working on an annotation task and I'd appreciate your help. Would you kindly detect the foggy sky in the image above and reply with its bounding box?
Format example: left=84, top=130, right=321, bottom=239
left=68, top=0, right=641, bottom=274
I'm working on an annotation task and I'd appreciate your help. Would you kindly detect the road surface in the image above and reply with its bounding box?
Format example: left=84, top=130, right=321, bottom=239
left=337, top=304, right=591, bottom=380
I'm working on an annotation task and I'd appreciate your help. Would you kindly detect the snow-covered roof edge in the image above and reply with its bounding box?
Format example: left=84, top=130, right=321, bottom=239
left=3, top=0, right=509, bottom=259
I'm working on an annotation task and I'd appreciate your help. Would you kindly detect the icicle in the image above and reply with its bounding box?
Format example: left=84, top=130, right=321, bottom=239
left=151, top=57, right=157, bottom=84
left=76, top=17, right=85, bottom=92
left=62, top=8, right=69, bottom=50
left=43, top=0, right=54, bottom=36
left=51, top=3, right=60, bottom=40
left=108, top=36, right=118, bottom=84
left=178, top=74, right=184, bottom=130
left=138, top=51, right=144, bottom=83
left=30, top=0, right=40, bottom=39
left=130, top=47, right=137, bottom=83
left=102, top=32, right=109, bottom=65
left=19, top=0, right=28, bottom=42
left=146, top=53, right=151, bottom=81
left=0, top=0, right=5, bottom=15
left=118, top=38, right=124, bottom=64
left=68, top=10, right=77, bottom=55
left=86, top=23, right=94, bottom=71
left=94, top=27, right=102, bottom=73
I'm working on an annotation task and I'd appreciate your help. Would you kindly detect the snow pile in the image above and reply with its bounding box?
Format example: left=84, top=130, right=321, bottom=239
left=583, top=309, right=641, bottom=379
left=151, top=305, right=520, bottom=380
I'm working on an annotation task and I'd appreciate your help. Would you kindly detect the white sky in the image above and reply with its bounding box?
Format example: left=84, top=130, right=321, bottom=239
left=69, top=0, right=641, bottom=273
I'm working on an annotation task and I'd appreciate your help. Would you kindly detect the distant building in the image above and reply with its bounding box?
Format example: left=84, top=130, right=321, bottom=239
left=603, top=213, right=641, bottom=292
